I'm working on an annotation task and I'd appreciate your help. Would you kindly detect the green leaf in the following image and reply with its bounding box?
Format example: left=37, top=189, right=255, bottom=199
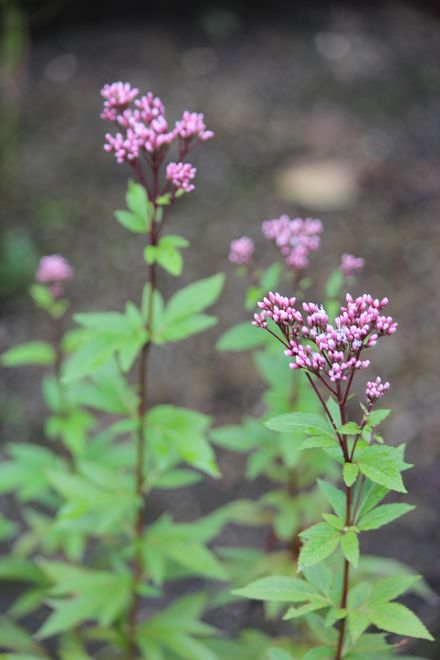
left=368, top=602, right=433, bottom=640
left=210, top=424, right=259, bottom=452
left=369, top=575, right=421, bottom=604
left=156, top=193, right=171, bottom=205
left=283, top=601, right=327, bottom=619
left=355, top=481, right=389, bottom=520
left=260, top=262, right=282, bottom=290
left=157, top=246, right=183, bottom=276
left=114, top=209, right=149, bottom=233
left=160, top=234, right=190, bottom=249
left=265, top=413, right=334, bottom=440
left=348, top=609, right=371, bottom=643
left=358, top=503, right=414, bottom=530
left=325, top=269, right=343, bottom=298
left=165, top=273, right=225, bottom=321
left=299, top=523, right=340, bottom=568
left=265, top=649, right=295, bottom=660
left=341, top=530, right=359, bottom=567
left=366, top=409, right=390, bottom=427
left=1, top=341, right=55, bottom=367
left=146, top=405, right=218, bottom=477
left=343, top=463, right=359, bottom=487
left=29, top=282, right=54, bottom=310
left=217, top=322, right=267, bottom=351
left=232, top=576, right=323, bottom=603
left=126, top=180, right=151, bottom=220
left=303, top=563, right=333, bottom=597
left=356, top=445, right=409, bottom=493
left=302, top=647, right=335, bottom=659
left=338, top=422, right=361, bottom=435
left=154, top=469, right=202, bottom=489
left=157, top=314, right=217, bottom=344
left=37, top=564, right=131, bottom=639
left=317, top=480, right=346, bottom=519
left=300, top=435, right=336, bottom=450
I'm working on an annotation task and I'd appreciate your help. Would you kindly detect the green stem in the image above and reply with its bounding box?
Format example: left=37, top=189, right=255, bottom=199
left=126, top=164, right=160, bottom=658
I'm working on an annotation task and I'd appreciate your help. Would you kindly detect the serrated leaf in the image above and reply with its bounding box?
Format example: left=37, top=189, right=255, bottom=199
left=265, top=413, right=334, bottom=439
left=358, top=503, right=414, bottom=530
left=300, top=436, right=336, bottom=450
left=357, top=446, right=408, bottom=493
left=348, top=609, right=371, bottom=642
left=283, top=601, right=327, bottom=619
left=1, top=341, right=55, bottom=367
left=369, top=575, right=421, bottom=604
left=368, top=602, right=433, bottom=640
left=343, top=463, right=359, bottom=487
left=366, top=409, right=390, bottom=427
left=341, top=530, right=359, bottom=567
left=232, top=575, right=323, bottom=603
left=303, top=563, right=333, bottom=597
left=299, top=523, right=340, bottom=568
left=317, top=480, right=346, bottom=519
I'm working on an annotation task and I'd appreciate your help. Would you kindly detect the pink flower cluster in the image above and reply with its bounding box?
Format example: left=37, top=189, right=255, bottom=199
left=262, top=215, right=323, bottom=270
left=253, top=292, right=397, bottom=386
left=35, top=255, right=73, bottom=298
left=340, top=253, right=365, bottom=277
left=366, top=377, right=390, bottom=402
left=101, top=82, right=213, bottom=173
left=229, top=237, right=255, bottom=266
left=166, top=162, right=196, bottom=192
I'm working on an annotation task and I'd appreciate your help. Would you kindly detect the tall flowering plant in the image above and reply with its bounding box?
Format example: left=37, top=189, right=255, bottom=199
left=213, top=217, right=365, bottom=596
left=233, top=289, right=434, bottom=656
left=0, top=83, right=228, bottom=658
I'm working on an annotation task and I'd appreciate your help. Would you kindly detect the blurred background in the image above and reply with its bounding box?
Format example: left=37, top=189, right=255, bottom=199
left=1, top=0, right=440, bottom=655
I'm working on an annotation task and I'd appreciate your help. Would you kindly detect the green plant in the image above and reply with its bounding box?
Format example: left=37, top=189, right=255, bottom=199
left=232, top=280, right=434, bottom=658
left=0, top=83, right=228, bottom=658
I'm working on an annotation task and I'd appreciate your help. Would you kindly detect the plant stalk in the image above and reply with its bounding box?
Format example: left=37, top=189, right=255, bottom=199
left=126, top=165, right=160, bottom=658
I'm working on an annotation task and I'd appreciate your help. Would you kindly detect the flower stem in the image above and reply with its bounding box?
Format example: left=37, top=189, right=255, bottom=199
left=126, top=165, right=160, bottom=658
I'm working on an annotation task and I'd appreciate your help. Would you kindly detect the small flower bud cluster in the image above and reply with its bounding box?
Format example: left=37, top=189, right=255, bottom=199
left=229, top=237, right=255, bottom=266
left=166, top=162, right=196, bottom=192
left=101, top=82, right=140, bottom=121
left=366, top=377, right=390, bottom=402
left=340, top=253, right=365, bottom=277
left=35, top=255, right=73, bottom=298
left=101, top=82, right=213, bottom=191
left=253, top=292, right=302, bottom=331
left=262, top=215, right=323, bottom=271
left=253, top=292, right=397, bottom=388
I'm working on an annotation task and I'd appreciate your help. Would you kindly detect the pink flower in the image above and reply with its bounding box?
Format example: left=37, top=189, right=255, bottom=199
left=366, top=377, right=390, bottom=402
left=134, top=93, right=165, bottom=124
left=104, top=130, right=140, bottom=163
left=101, top=83, right=214, bottom=167
left=340, top=253, right=365, bottom=277
left=253, top=292, right=397, bottom=384
left=229, top=237, right=255, bottom=266
left=101, top=82, right=139, bottom=121
left=166, top=162, right=196, bottom=192
left=262, top=215, right=323, bottom=271
left=36, top=255, right=73, bottom=298
left=175, top=111, right=214, bottom=142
